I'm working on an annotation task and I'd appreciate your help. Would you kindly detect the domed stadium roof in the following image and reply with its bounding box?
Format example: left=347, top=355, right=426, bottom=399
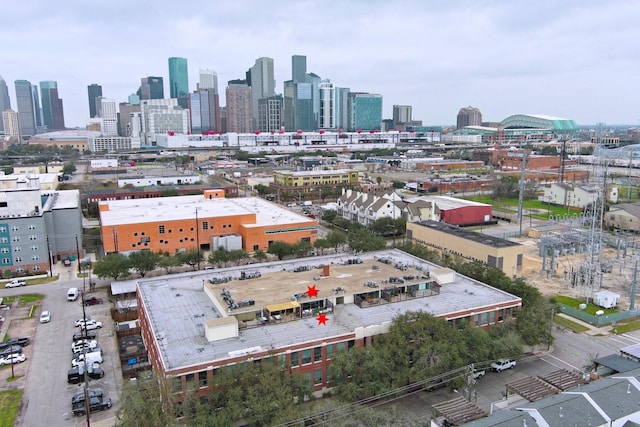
left=594, top=143, right=640, bottom=159
left=501, top=114, right=577, bottom=131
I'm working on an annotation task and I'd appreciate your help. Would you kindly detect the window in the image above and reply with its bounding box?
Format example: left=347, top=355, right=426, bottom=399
left=159, top=225, right=165, bottom=234
left=0, top=248, right=7, bottom=253
left=16, top=267, right=24, bottom=273
left=179, top=228, right=183, bottom=232
left=489, top=311, right=495, bottom=324
left=172, top=377, right=183, bottom=393
left=336, top=342, right=346, bottom=352
left=202, top=221, right=209, bottom=230
left=31, top=245, right=37, bottom=251
left=13, top=247, right=21, bottom=252
left=33, top=265, right=40, bottom=271
left=28, top=224, right=36, bottom=230
left=0, top=238, right=7, bottom=243
left=31, top=255, right=39, bottom=261
left=291, top=351, right=299, bottom=367
left=2, top=258, right=9, bottom=264
left=326, top=344, right=334, bottom=360
left=185, top=373, right=196, bottom=390
left=198, top=371, right=207, bottom=387
left=480, top=312, right=488, bottom=325
left=14, top=257, right=23, bottom=263
left=0, top=227, right=6, bottom=233
left=253, top=245, right=259, bottom=251
left=302, top=349, right=312, bottom=364
left=314, top=369, right=322, bottom=385
left=12, top=236, right=20, bottom=242
left=11, top=226, right=18, bottom=231
left=314, top=347, right=322, bottom=362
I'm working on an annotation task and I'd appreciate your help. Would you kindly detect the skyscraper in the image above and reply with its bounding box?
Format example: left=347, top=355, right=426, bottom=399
left=335, top=87, right=350, bottom=130
left=393, top=105, right=412, bottom=128
left=292, top=55, right=306, bottom=83
left=87, top=84, right=103, bottom=118
left=2, top=109, right=21, bottom=141
left=169, top=57, right=189, bottom=105
left=347, top=92, right=383, bottom=131
left=31, top=84, right=43, bottom=131
left=198, top=69, right=218, bottom=92
left=40, top=81, right=65, bottom=130
left=14, top=80, right=37, bottom=137
left=118, top=102, right=141, bottom=137
left=99, top=98, right=118, bottom=136
left=257, top=95, right=283, bottom=132
left=319, top=80, right=336, bottom=130
left=138, top=77, right=164, bottom=100
left=0, top=76, right=10, bottom=134
left=247, top=57, right=275, bottom=129
left=189, top=89, right=220, bottom=134
left=456, top=106, right=482, bottom=129
left=225, top=79, right=252, bottom=133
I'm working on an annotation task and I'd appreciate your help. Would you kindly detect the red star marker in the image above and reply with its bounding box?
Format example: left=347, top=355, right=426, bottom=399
left=316, top=313, right=329, bottom=325
left=306, top=284, right=319, bottom=298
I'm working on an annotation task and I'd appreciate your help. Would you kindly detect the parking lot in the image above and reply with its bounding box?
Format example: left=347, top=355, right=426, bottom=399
left=0, top=284, right=121, bottom=426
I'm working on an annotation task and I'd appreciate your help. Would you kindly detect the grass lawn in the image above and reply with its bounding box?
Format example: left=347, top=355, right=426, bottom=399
left=555, top=295, right=618, bottom=315
left=463, top=195, right=581, bottom=218
left=18, top=294, right=44, bottom=304
left=554, top=315, right=590, bottom=333
left=0, top=389, right=22, bottom=427
left=612, top=317, right=640, bottom=334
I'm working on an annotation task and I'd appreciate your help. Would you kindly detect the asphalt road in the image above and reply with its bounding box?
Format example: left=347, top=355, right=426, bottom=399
left=1, top=276, right=121, bottom=426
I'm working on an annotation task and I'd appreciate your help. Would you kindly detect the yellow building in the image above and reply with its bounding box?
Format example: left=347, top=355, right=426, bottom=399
left=407, top=220, right=524, bottom=277
left=271, top=169, right=359, bottom=201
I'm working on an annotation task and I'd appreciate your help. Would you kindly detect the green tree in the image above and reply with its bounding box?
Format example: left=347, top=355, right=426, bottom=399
left=177, top=249, right=204, bottom=270
left=392, top=180, right=405, bottom=189
left=267, top=241, right=295, bottom=260
left=313, top=237, right=332, bottom=255
left=62, top=164, right=76, bottom=174
left=115, top=374, right=177, bottom=427
left=254, top=184, right=269, bottom=196
left=491, top=176, right=520, bottom=200
left=252, top=249, right=268, bottom=263
left=208, top=247, right=231, bottom=267
left=158, top=252, right=181, bottom=274
left=322, top=209, right=337, bottom=223
left=93, top=253, right=131, bottom=280
left=347, top=229, right=386, bottom=252
left=227, top=249, right=249, bottom=265
left=325, top=231, right=347, bottom=252
left=128, top=250, right=160, bottom=277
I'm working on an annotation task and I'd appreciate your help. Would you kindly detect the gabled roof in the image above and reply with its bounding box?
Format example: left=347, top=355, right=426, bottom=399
left=609, top=203, right=640, bottom=219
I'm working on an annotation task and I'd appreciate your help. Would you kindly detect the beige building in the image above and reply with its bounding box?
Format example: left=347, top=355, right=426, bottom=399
left=407, top=220, right=524, bottom=277
left=605, top=203, right=640, bottom=233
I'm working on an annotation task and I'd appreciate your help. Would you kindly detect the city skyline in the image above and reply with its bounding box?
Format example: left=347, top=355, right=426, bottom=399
left=2, top=0, right=640, bottom=129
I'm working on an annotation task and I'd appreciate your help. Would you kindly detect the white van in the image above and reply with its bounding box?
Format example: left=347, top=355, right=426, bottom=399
left=67, top=287, right=79, bottom=301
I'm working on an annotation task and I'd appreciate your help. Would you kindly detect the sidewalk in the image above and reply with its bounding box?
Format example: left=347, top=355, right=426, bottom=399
left=557, top=312, right=612, bottom=336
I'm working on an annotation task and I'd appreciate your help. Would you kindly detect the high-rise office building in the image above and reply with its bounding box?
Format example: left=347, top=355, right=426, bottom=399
left=292, top=55, right=306, bottom=83
left=319, top=80, right=336, bottom=130
left=247, top=57, right=275, bottom=129
left=0, top=76, right=10, bottom=134
left=189, top=89, right=220, bottom=134
left=99, top=98, right=118, bottom=136
left=118, top=102, right=141, bottom=137
left=198, top=69, right=218, bottom=92
left=40, top=81, right=65, bottom=130
left=169, top=57, right=189, bottom=108
left=456, top=106, right=482, bottom=129
left=306, top=72, right=321, bottom=129
left=393, top=105, right=412, bottom=128
left=225, top=79, right=252, bottom=133
left=347, top=92, right=383, bottom=131
left=87, top=84, right=102, bottom=118
left=257, top=95, right=283, bottom=132
left=139, top=98, right=190, bottom=145
left=14, top=80, right=37, bottom=137
left=335, top=87, right=350, bottom=130
left=31, top=85, right=43, bottom=132
left=2, top=109, right=21, bottom=141
left=138, top=77, right=164, bottom=100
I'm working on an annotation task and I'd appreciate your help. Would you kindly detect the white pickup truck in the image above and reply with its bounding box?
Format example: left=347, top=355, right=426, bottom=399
left=5, top=279, right=26, bottom=288
left=491, top=359, right=516, bottom=372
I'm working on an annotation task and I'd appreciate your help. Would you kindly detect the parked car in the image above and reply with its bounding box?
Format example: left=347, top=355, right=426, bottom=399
left=71, top=389, right=103, bottom=405
left=67, top=366, right=105, bottom=384
left=4, top=337, right=30, bottom=347
left=40, top=311, right=51, bottom=323
left=473, top=369, right=486, bottom=380
left=83, top=296, right=104, bottom=306
left=71, top=350, right=103, bottom=367
left=4, top=279, right=26, bottom=288
left=80, top=321, right=103, bottom=331
left=72, top=396, right=112, bottom=416
left=63, top=259, right=72, bottom=267
left=72, top=331, right=97, bottom=342
left=74, top=318, right=97, bottom=327
left=71, top=340, right=98, bottom=354
left=0, top=345, right=22, bottom=357
left=491, top=359, right=516, bottom=372
left=0, top=353, right=26, bottom=365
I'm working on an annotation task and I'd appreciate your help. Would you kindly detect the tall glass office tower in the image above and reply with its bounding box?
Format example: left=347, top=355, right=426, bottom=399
left=40, top=81, right=65, bottom=130
left=88, top=84, right=103, bottom=118
left=168, top=57, right=189, bottom=99
left=14, top=80, right=37, bottom=136
left=0, top=76, right=11, bottom=134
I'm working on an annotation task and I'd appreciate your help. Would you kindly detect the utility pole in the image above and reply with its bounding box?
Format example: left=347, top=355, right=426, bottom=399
left=80, top=289, right=91, bottom=426
left=517, top=150, right=527, bottom=236
left=75, top=234, right=82, bottom=275
left=195, top=207, right=201, bottom=270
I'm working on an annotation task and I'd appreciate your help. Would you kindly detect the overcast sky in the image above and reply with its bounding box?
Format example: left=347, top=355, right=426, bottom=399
left=2, top=0, right=640, bottom=129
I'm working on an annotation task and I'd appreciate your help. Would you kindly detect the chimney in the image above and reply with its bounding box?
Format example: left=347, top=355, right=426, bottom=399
left=322, top=265, right=330, bottom=277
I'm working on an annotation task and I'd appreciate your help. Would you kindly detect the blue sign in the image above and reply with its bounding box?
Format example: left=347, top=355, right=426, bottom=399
left=127, top=358, right=137, bottom=366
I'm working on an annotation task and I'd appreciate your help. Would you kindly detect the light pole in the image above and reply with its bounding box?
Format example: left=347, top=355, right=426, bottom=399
left=195, top=207, right=201, bottom=270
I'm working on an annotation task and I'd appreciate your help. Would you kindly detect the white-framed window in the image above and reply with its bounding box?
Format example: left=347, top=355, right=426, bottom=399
left=29, top=235, right=37, bottom=241
left=13, top=247, right=21, bottom=252
left=12, top=236, right=20, bottom=242
left=11, top=226, right=19, bottom=231
left=33, top=265, right=40, bottom=271
left=28, top=224, right=36, bottom=230
left=31, top=245, right=38, bottom=251
left=0, top=248, right=8, bottom=253
left=31, top=255, right=39, bottom=261
left=0, top=226, right=6, bottom=233
left=1, top=258, right=9, bottom=264
left=0, top=237, right=7, bottom=243
left=14, top=257, right=22, bottom=263
left=16, top=267, right=24, bottom=273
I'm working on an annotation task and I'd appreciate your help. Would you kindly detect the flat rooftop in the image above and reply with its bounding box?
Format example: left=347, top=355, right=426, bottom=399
left=416, top=220, right=522, bottom=249
left=99, top=195, right=315, bottom=227
left=135, top=249, right=521, bottom=371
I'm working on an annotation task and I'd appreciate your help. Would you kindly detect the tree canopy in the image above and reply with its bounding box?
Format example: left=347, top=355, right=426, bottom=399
left=92, top=253, right=131, bottom=280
